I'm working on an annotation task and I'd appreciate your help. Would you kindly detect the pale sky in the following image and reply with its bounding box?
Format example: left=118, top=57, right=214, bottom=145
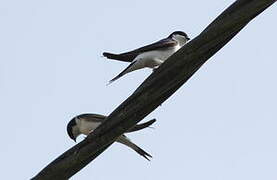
left=0, top=1, right=276, bottom=179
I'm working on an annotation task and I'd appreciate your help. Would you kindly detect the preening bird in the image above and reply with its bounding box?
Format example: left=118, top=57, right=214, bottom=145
left=67, top=113, right=156, bottom=161
left=103, top=31, right=190, bottom=83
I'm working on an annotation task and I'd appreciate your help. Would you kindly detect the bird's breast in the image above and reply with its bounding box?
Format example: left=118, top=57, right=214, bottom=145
left=79, top=121, right=101, bottom=135
left=143, top=48, right=175, bottom=60
left=135, top=46, right=180, bottom=68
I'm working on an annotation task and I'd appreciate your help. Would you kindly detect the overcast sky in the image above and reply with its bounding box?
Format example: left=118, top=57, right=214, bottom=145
left=0, top=1, right=276, bottom=180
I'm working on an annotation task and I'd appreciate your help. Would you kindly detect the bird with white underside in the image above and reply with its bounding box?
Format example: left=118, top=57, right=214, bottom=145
left=67, top=113, right=156, bottom=161
left=103, top=31, right=190, bottom=83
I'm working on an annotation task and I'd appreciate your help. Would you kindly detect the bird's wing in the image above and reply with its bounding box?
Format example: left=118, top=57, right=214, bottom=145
left=78, top=113, right=106, bottom=122
left=129, top=38, right=177, bottom=53
left=103, top=38, right=177, bottom=63
left=126, top=119, right=156, bottom=133
left=102, top=52, right=137, bottom=63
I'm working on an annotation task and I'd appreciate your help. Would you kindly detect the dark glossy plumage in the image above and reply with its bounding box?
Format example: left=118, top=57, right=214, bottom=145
left=103, top=37, right=177, bottom=62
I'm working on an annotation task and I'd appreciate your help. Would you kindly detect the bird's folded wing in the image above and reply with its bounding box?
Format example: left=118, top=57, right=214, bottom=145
left=126, top=119, right=156, bottom=133
left=129, top=38, right=177, bottom=54
left=79, top=114, right=106, bottom=122
left=103, top=38, right=177, bottom=63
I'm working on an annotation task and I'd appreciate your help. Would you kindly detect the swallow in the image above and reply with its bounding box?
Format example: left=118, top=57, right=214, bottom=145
left=67, top=113, right=156, bottom=160
left=103, top=31, right=190, bottom=83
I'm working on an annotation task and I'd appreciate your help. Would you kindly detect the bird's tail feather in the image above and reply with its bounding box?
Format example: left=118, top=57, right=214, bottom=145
left=117, top=135, right=152, bottom=161
left=131, top=143, right=152, bottom=161
left=108, top=61, right=137, bottom=84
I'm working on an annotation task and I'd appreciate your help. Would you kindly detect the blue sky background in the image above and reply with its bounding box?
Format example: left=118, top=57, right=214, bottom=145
left=0, top=1, right=276, bottom=179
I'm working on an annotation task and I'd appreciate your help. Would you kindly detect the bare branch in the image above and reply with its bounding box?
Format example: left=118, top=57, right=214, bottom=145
left=32, top=0, right=275, bottom=179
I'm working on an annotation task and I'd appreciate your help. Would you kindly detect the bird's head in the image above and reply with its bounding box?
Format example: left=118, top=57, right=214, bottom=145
left=67, top=116, right=80, bottom=142
left=169, top=31, right=190, bottom=44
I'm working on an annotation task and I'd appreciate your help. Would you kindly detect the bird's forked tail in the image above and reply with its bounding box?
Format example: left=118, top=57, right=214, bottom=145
left=117, top=135, right=152, bottom=161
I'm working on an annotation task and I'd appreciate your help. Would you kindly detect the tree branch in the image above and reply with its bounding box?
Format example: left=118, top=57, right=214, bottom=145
left=32, top=0, right=275, bottom=179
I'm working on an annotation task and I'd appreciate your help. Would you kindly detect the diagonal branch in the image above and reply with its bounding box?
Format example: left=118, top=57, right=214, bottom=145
left=32, top=0, right=275, bottom=179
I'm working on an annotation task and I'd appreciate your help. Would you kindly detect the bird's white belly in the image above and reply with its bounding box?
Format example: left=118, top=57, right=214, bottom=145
left=135, top=46, right=180, bottom=68
left=79, top=121, right=101, bottom=135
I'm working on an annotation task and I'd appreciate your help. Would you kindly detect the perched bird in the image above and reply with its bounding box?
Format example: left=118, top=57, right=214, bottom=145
left=67, top=113, right=156, bottom=161
left=103, top=31, right=190, bottom=83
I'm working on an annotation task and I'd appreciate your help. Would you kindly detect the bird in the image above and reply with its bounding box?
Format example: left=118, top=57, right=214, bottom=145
left=103, top=31, right=190, bottom=83
left=67, top=113, right=156, bottom=161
